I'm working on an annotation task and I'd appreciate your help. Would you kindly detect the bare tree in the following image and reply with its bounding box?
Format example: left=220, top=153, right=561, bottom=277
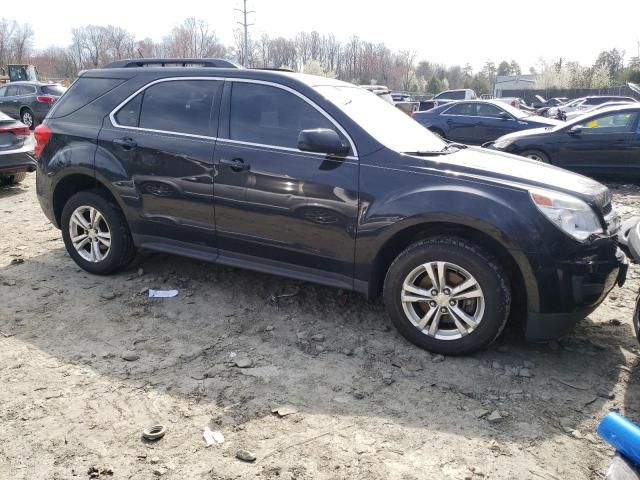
left=10, top=22, right=34, bottom=63
left=163, top=18, right=225, bottom=59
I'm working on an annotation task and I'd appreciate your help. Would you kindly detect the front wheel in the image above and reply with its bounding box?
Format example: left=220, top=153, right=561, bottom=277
left=383, top=236, right=511, bottom=355
left=521, top=149, right=550, bottom=164
left=61, top=189, right=136, bottom=274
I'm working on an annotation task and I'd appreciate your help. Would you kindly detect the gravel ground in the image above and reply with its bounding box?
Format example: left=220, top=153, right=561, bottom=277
left=1, top=174, right=640, bottom=480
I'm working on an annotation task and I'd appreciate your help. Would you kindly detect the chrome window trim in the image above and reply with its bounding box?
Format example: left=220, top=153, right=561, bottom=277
left=108, top=76, right=358, bottom=158
left=216, top=137, right=358, bottom=162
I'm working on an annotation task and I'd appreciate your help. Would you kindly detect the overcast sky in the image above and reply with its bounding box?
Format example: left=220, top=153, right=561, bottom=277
left=15, top=0, right=640, bottom=71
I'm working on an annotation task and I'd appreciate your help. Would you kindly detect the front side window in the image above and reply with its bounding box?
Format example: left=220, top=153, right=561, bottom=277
left=476, top=104, right=504, bottom=118
left=0, top=86, right=6, bottom=97
left=580, top=112, right=638, bottom=133
left=229, top=82, right=338, bottom=149
left=115, top=80, right=221, bottom=136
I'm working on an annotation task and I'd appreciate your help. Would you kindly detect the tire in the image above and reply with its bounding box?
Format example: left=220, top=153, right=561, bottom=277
left=1, top=172, right=27, bottom=184
left=60, top=189, right=136, bottom=274
left=521, top=149, right=550, bottom=164
left=383, top=236, right=511, bottom=355
left=21, top=108, right=35, bottom=130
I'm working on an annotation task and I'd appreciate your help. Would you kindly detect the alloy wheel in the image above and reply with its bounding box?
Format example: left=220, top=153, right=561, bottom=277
left=68, top=205, right=112, bottom=262
left=22, top=111, right=33, bottom=128
left=400, top=261, right=485, bottom=340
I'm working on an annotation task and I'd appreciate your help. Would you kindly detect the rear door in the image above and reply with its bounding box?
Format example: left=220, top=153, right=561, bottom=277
left=554, top=111, right=639, bottom=174
left=98, top=78, right=223, bottom=250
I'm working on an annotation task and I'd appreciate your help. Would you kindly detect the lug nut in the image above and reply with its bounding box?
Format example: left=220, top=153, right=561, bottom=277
left=440, top=307, right=447, bottom=313
left=449, top=300, right=456, bottom=306
left=430, top=289, right=438, bottom=296
left=443, top=288, right=451, bottom=295
left=429, top=301, right=437, bottom=308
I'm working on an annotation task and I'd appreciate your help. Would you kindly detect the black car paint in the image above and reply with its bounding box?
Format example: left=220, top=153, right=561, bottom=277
left=36, top=67, right=625, bottom=341
left=488, top=105, right=640, bottom=176
left=413, top=101, right=560, bottom=145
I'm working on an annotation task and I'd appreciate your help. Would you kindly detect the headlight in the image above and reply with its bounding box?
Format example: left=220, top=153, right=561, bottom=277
left=492, top=138, right=512, bottom=149
left=530, top=188, right=603, bottom=241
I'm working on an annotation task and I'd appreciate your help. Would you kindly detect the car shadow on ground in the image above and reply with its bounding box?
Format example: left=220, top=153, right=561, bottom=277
left=1, top=244, right=634, bottom=448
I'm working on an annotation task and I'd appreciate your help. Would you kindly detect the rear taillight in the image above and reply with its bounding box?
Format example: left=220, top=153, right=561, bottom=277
left=0, top=125, right=30, bottom=139
left=36, top=95, right=56, bottom=103
left=34, top=124, right=52, bottom=158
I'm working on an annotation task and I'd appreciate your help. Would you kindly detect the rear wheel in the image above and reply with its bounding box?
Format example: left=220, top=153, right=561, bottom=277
left=383, top=236, right=511, bottom=355
left=0, top=172, right=27, bottom=184
left=521, top=149, right=550, bottom=164
left=61, top=189, right=136, bottom=274
left=21, top=108, right=35, bottom=130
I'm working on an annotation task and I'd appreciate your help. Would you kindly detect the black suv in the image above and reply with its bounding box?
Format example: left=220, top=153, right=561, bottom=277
left=34, top=59, right=627, bottom=355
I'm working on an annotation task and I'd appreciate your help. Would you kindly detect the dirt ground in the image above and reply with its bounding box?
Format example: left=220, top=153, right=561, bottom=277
left=1, top=175, right=640, bottom=480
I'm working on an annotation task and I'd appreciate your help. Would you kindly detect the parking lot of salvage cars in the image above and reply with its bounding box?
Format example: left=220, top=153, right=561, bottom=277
left=1, top=176, right=640, bottom=480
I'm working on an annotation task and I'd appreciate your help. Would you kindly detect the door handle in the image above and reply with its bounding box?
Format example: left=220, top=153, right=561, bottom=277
left=113, top=137, right=137, bottom=150
left=219, top=158, right=250, bottom=172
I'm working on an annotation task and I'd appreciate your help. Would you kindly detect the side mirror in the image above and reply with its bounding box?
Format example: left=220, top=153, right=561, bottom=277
left=499, top=111, right=510, bottom=121
left=297, top=128, right=350, bottom=156
left=569, top=125, right=583, bottom=135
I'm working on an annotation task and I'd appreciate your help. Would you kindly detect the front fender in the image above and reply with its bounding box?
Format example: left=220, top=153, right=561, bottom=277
left=355, top=180, right=543, bottom=309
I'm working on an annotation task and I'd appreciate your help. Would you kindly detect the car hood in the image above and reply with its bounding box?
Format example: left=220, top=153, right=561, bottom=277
left=496, top=126, right=554, bottom=143
left=428, top=146, right=607, bottom=202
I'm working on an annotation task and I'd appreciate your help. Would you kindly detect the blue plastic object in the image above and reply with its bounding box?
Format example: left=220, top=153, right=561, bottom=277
left=597, top=412, right=640, bottom=466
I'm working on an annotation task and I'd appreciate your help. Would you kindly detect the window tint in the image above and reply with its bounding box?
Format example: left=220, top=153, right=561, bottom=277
left=437, top=91, right=465, bottom=100
left=115, top=92, right=143, bottom=127
left=229, top=82, right=338, bottom=149
left=579, top=112, right=638, bottom=132
left=18, top=85, right=36, bottom=95
left=445, top=103, right=477, bottom=116
left=50, top=77, right=125, bottom=119
left=477, top=104, right=504, bottom=117
left=41, top=85, right=67, bottom=96
left=138, top=80, right=221, bottom=136
left=6, top=85, right=19, bottom=96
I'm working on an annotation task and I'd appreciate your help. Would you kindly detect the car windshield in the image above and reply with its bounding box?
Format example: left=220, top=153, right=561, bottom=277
left=496, top=102, right=529, bottom=119
left=316, top=85, right=446, bottom=153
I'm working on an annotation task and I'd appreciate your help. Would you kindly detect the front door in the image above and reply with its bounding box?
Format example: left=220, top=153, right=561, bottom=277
left=554, top=111, right=639, bottom=175
left=98, top=78, right=223, bottom=250
left=213, top=80, right=359, bottom=285
left=2, top=84, right=20, bottom=118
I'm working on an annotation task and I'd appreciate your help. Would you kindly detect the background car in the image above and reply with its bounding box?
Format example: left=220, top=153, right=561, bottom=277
left=486, top=104, right=640, bottom=176
left=0, top=81, right=67, bottom=129
left=413, top=99, right=561, bottom=144
left=563, top=101, right=636, bottom=121
left=548, top=95, right=637, bottom=120
left=0, top=111, right=35, bottom=184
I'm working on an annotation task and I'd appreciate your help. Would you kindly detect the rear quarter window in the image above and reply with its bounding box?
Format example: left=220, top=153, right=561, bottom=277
left=49, top=77, right=125, bottom=118
left=41, top=85, right=67, bottom=96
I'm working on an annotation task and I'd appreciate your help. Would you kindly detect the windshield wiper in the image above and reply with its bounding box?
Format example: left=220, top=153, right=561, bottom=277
left=442, top=143, right=468, bottom=151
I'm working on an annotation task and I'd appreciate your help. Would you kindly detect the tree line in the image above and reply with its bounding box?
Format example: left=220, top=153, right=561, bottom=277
left=1, top=16, right=639, bottom=94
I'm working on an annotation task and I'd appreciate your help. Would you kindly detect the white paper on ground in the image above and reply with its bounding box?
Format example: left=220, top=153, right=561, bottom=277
left=148, top=289, right=179, bottom=298
left=203, top=426, right=224, bottom=446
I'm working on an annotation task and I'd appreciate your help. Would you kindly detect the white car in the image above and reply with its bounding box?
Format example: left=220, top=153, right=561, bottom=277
left=563, top=101, right=636, bottom=121
left=549, top=96, right=637, bottom=119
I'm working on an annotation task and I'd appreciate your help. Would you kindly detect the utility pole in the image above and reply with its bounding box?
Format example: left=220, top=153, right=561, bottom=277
left=235, top=0, right=254, bottom=67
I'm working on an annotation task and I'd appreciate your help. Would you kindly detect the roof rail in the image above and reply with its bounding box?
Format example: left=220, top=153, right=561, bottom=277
left=103, top=58, right=243, bottom=69
left=250, top=67, right=295, bottom=73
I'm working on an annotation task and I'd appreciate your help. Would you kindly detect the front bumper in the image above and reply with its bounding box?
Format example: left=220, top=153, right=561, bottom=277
left=524, top=242, right=627, bottom=342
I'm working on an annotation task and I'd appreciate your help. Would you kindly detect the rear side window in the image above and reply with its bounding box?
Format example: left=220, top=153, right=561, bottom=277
left=437, top=91, right=465, bottom=100
left=50, top=77, right=125, bottom=118
left=18, top=85, right=36, bottom=95
left=41, top=85, right=67, bottom=96
left=114, top=80, right=221, bottom=136
left=229, top=82, right=337, bottom=148
left=6, top=85, right=19, bottom=96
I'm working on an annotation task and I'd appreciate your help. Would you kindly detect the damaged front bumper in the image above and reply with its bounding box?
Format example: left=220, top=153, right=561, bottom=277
left=524, top=236, right=627, bottom=342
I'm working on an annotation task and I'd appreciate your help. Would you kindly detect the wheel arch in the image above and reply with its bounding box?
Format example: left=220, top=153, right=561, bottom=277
left=52, top=173, right=121, bottom=227
left=368, top=221, right=538, bottom=319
